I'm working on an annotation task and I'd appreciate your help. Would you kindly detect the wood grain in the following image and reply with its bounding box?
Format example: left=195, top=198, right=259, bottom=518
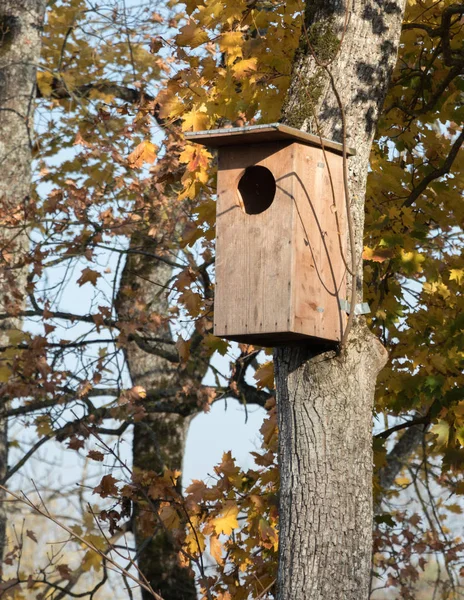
left=213, top=140, right=347, bottom=345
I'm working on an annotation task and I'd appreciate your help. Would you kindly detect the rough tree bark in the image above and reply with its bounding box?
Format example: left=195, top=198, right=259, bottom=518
left=116, top=231, right=198, bottom=600
left=274, top=2, right=407, bottom=598
left=0, top=0, right=45, bottom=567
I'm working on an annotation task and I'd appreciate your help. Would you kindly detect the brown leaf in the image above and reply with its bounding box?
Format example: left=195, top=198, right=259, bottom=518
left=87, top=450, right=105, bottom=462
left=77, top=268, right=101, bottom=287
left=93, top=474, right=119, bottom=498
left=56, top=564, right=73, bottom=580
left=26, top=530, right=38, bottom=543
left=67, top=436, right=85, bottom=451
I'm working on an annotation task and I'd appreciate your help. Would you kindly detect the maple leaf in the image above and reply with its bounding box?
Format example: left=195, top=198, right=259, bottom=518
left=445, top=504, right=462, bottom=515
left=182, top=109, right=210, bottom=132
left=67, top=436, right=85, bottom=451
left=185, top=516, right=206, bottom=554
left=56, top=564, right=73, bottom=580
left=362, top=247, right=395, bottom=263
left=159, top=505, right=181, bottom=530
left=449, top=269, right=464, bottom=285
left=430, top=420, right=450, bottom=450
left=37, top=71, right=54, bottom=97
left=179, top=145, right=212, bottom=172
left=258, top=518, right=278, bottom=551
left=127, top=140, right=157, bottom=168
left=260, top=413, right=278, bottom=450
left=176, top=336, right=191, bottom=362
left=209, top=535, right=223, bottom=564
left=254, top=361, right=275, bottom=390
left=26, top=530, right=38, bottom=543
left=212, top=503, right=239, bottom=536
left=399, top=249, right=425, bottom=275
left=179, top=289, right=203, bottom=317
left=35, top=415, right=53, bottom=437
left=81, top=549, right=103, bottom=573
left=77, top=268, right=101, bottom=287
left=87, top=450, right=105, bottom=462
left=219, top=31, right=243, bottom=60
left=202, top=334, right=229, bottom=356
left=93, top=475, right=119, bottom=498
left=176, top=21, right=208, bottom=48
left=186, top=479, right=208, bottom=502
left=232, top=58, right=258, bottom=80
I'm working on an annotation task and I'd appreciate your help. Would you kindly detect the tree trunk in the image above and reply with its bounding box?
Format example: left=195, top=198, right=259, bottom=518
left=275, top=1, right=406, bottom=598
left=0, top=0, right=45, bottom=567
left=116, top=233, right=198, bottom=600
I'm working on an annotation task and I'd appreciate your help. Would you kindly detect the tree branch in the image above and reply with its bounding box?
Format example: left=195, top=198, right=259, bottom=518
left=36, top=80, right=166, bottom=126
left=403, top=127, right=464, bottom=208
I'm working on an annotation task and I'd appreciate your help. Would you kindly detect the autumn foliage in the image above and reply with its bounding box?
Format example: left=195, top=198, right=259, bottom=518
left=0, top=0, right=463, bottom=598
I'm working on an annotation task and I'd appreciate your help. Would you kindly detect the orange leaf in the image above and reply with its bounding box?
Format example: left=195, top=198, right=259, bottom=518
left=210, top=535, right=223, bottom=565
left=127, top=140, right=157, bottom=168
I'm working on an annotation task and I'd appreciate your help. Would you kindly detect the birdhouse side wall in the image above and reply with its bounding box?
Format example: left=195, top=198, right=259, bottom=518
left=213, top=142, right=296, bottom=341
left=291, top=144, right=347, bottom=342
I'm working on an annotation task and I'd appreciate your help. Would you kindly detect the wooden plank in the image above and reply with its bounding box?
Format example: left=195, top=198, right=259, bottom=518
left=213, top=142, right=295, bottom=340
left=185, top=123, right=356, bottom=156
left=291, top=143, right=347, bottom=342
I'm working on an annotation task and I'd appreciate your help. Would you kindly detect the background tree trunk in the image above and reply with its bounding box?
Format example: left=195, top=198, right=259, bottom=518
left=275, top=1, right=406, bottom=598
left=116, top=232, right=198, bottom=600
left=0, top=0, right=45, bottom=568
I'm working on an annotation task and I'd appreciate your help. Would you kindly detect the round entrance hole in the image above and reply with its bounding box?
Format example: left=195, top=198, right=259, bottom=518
left=237, top=165, right=276, bottom=215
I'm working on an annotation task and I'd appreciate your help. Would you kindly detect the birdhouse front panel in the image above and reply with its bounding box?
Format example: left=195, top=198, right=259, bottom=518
left=213, top=141, right=347, bottom=345
left=214, top=142, right=296, bottom=344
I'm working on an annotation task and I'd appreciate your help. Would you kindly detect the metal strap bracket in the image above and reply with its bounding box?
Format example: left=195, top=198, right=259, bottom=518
left=339, top=299, right=371, bottom=315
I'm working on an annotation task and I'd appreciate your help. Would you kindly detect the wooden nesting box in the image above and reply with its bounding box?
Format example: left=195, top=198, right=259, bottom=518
left=185, top=123, right=354, bottom=346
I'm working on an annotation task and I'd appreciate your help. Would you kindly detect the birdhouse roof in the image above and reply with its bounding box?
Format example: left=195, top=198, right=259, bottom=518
left=185, top=123, right=355, bottom=156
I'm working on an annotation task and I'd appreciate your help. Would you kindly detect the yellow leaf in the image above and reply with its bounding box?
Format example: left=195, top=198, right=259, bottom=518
left=258, top=518, right=278, bottom=551
left=176, top=21, right=208, bottom=48
left=213, top=503, right=239, bottom=536
left=254, top=361, right=275, bottom=390
left=400, top=249, right=425, bottom=274
left=185, top=516, right=206, bottom=554
left=450, top=269, right=464, bottom=285
left=445, top=504, right=462, bottom=515
left=395, top=475, right=410, bottom=488
left=430, top=420, right=450, bottom=449
left=81, top=534, right=106, bottom=572
left=182, top=109, right=210, bottom=132
left=219, top=31, right=243, bottom=61
left=157, top=89, right=185, bottom=120
left=37, top=71, right=54, bottom=97
left=232, top=58, right=258, bottom=80
left=362, top=246, right=394, bottom=263
left=81, top=549, right=103, bottom=572
left=127, top=140, right=158, bottom=168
